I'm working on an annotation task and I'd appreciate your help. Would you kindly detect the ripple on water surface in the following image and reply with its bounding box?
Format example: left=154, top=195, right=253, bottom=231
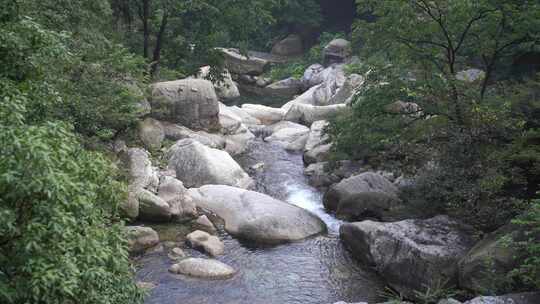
left=137, top=140, right=385, bottom=304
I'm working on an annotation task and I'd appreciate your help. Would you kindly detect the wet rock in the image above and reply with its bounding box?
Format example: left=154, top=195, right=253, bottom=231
left=186, top=230, right=224, bottom=256
left=250, top=162, right=265, bottom=172
left=188, top=185, right=326, bottom=243
left=218, top=48, right=269, bottom=76
left=464, top=292, right=540, bottom=304
left=136, top=281, right=157, bottom=290
left=323, top=39, right=351, bottom=66
left=340, top=215, right=476, bottom=299
left=138, top=117, right=165, bottom=151
left=168, top=247, right=187, bottom=261
left=241, top=104, right=285, bottom=124
left=271, top=34, right=303, bottom=57
left=125, top=226, right=160, bottom=254
left=323, top=172, right=399, bottom=218
left=167, top=139, right=253, bottom=189
left=169, top=258, right=236, bottom=279
left=150, top=79, right=220, bottom=131
left=195, top=215, right=217, bottom=233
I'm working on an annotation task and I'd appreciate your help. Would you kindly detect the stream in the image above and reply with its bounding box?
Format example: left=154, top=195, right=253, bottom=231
left=136, top=136, right=385, bottom=304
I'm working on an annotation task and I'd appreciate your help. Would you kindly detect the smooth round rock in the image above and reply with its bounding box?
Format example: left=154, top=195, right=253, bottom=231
left=169, top=258, right=235, bottom=279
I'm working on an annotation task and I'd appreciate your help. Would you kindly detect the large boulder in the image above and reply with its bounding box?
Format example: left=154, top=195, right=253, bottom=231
left=217, top=48, right=269, bottom=76
left=122, top=148, right=160, bottom=220
left=196, top=66, right=240, bottom=100
left=464, top=292, right=540, bottom=304
left=323, top=172, right=402, bottom=220
left=169, top=258, right=235, bottom=279
left=311, top=66, right=348, bottom=106
left=456, top=69, right=486, bottom=83
left=304, top=120, right=331, bottom=164
left=188, top=185, right=326, bottom=243
left=186, top=230, right=224, bottom=256
left=137, top=188, right=172, bottom=222
left=304, top=143, right=332, bottom=165
left=301, top=64, right=325, bottom=88
left=241, top=104, right=285, bottom=125
left=162, top=122, right=225, bottom=149
left=265, top=77, right=304, bottom=97
left=323, top=38, right=351, bottom=66
left=224, top=125, right=256, bottom=156
left=167, top=139, right=252, bottom=189
left=150, top=79, right=220, bottom=131
left=125, top=226, right=160, bottom=254
left=125, top=148, right=159, bottom=192
left=138, top=117, right=165, bottom=151
left=328, top=73, right=364, bottom=105
left=304, top=162, right=340, bottom=188
left=219, top=103, right=261, bottom=126
left=195, top=215, right=217, bottom=233
left=271, top=34, right=303, bottom=57
left=264, top=122, right=310, bottom=148
left=157, top=176, right=197, bottom=220
left=340, top=216, right=476, bottom=299
left=458, top=224, right=526, bottom=293
left=284, top=103, right=347, bottom=125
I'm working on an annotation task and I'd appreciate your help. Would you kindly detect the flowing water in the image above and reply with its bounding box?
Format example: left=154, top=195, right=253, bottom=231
left=136, top=139, right=385, bottom=304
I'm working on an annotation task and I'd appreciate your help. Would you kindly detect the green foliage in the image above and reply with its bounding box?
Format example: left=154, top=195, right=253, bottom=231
left=510, top=200, right=540, bottom=290
left=414, top=280, right=459, bottom=304
left=264, top=32, right=347, bottom=82
left=0, top=3, right=144, bottom=303
left=329, top=0, right=540, bottom=231
left=273, top=0, right=321, bottom=29
left=1, top=1, right=147, bottom=141
left=266, top=61, right=307, bottom=81
left=0, top=88, right=143, bottom=304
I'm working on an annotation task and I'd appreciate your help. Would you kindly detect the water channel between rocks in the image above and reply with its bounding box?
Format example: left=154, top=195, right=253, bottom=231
left=136, top=137, right=385, bottom=304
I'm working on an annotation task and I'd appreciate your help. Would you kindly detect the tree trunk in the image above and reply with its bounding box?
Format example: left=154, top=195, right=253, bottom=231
left=150, top=12, right=168, bottom=77
left=142, top=0, right=150, bottom=59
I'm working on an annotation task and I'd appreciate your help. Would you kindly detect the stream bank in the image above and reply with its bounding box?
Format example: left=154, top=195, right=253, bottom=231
left=135, top=139, right=385, bottom=304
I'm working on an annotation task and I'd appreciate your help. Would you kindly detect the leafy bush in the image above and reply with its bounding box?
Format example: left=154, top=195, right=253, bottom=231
left=328, top=1, right=540, bottom=231
left=0, top=90, right=143, bottom=304
left=510, top=200, right=540, bottom=290
left=1, top=1, right=147, bottom=141
left=0, top=7, right=143, bottom=303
